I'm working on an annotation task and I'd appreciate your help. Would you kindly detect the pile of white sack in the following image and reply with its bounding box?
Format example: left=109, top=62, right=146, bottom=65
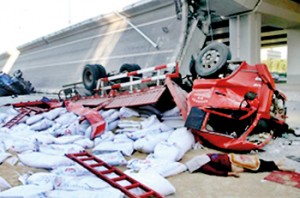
left=0, top=105, right=196, bottom=197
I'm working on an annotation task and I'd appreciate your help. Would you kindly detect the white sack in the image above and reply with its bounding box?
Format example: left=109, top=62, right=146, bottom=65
left=114, top=134, right=134, bottom=143
left=107, top=119, right=119, bottom=131
left=26, top=114, right=44, bottom=125
left=53, top=135, right=83, bottom=144
left=54, top=112, right=78, bottom=126
left=119, top=107, right=139, bottom=118
left=43, top=107, right=66, bottom=120
left=162, top=117, right=185, bottom=128
left=162, top=106, right=180, bottom=117
left=94, top=151, right=127, bottom=166
left=153, top=141, right=180, bottom=162
left=0, top=176, right=11, bottom=191
left=0, top=152, right=11, bottom=163
left=0, top=113, right=8, bottom=124
left=0, top=141, right=6, bottom=152
left=54, top=175, right=109, bottom=191
left=127, top=128, right=160, bottom=141
left=125, top=170, right=175, bottom=196
left=28, top=133, right=55, bottom=144
left=134, top=132, right=171, bottom=153
left=94, top=131, right=115, bottom=144
left=93, top=141, right=134, bottom=156
left=100, top=109, right=117, bottom=119
left=4, top=137, right=36, bottom=153
left=74, top=138, right=94, bottom=149
left=117, top=120, right=141, bottom=129
left=168, top=127, right=195, bottom=161
left=54, top=121, right=80, bottom=136
left=39, top=144, right=84, bottom=156
left=26, top=172, right=57, bottom=186
left=78, top=120, right=91, bottom=135
left=0, top=184, right=51, bottom=198
left=30, top=118, right=54, bottom=131
left=105, top=111, right=119, bottom=123
left=140, top=115, right=160, bottom=129
left=18, top=152, right=74, bottom=169
left=127, top=157, right=187, bottom=178
left=46, top=188, right=124, bottom=198
left=51, top=165, right=92, bottom=176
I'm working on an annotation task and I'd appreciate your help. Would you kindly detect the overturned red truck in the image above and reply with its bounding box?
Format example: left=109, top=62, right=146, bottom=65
left=4, top=42, right=288, bottom=152
left=78, top=42, right=288, bottom=152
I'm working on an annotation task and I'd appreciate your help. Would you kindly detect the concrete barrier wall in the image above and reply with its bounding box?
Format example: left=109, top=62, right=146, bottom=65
left=0, top=0, right=185, bottom=93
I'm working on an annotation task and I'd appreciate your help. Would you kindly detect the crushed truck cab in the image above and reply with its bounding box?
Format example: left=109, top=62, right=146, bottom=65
left=185, top=61, right=288, bottom=151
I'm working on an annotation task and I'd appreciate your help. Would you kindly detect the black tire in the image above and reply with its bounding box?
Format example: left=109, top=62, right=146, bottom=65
left=119, top=63, right=142, bottom=82
left=82, top=64, right=106, bottom=91
left=94, top=64, right=107, bottom=78
left=195, top=42, right=231, bottom=78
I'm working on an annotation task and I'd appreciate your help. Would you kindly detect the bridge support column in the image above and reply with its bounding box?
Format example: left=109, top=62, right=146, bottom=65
left=229, top=13, right=261, bottom=64
left=287, top=28, right=300, bottom=84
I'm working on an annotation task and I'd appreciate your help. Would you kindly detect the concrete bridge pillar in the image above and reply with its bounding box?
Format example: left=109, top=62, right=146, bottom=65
left=287, top=28, right=300, bottom=84
left=229, top=13, right=261, bottom=64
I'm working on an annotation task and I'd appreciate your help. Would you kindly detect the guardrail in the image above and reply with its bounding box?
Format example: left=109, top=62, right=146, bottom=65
left=96, top=62, right=179, bottom=96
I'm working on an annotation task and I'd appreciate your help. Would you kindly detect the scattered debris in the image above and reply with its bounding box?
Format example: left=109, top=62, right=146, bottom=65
left=264, top=171, right=300, bottom=189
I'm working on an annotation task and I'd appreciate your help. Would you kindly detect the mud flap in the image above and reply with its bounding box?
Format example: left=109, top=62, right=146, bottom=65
left=185, top=107, right=206, bottom=130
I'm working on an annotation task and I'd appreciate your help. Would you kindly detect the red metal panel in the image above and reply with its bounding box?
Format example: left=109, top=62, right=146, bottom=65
left=74, top=97, right=111, bottom=107
left=165, top=78, right=188, bottom=120
left=65, top=101, right=106, bottom=139
left=105, top=86, right=166, bottom=109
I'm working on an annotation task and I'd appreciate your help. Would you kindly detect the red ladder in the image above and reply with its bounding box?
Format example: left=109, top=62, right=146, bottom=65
left=66, top=151, right=164, bottom=198
left=3, top=106, right=48, bottom=128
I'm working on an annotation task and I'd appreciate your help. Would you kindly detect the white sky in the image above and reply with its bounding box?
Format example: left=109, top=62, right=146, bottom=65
left=0, top=0, right=141, bottom=53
